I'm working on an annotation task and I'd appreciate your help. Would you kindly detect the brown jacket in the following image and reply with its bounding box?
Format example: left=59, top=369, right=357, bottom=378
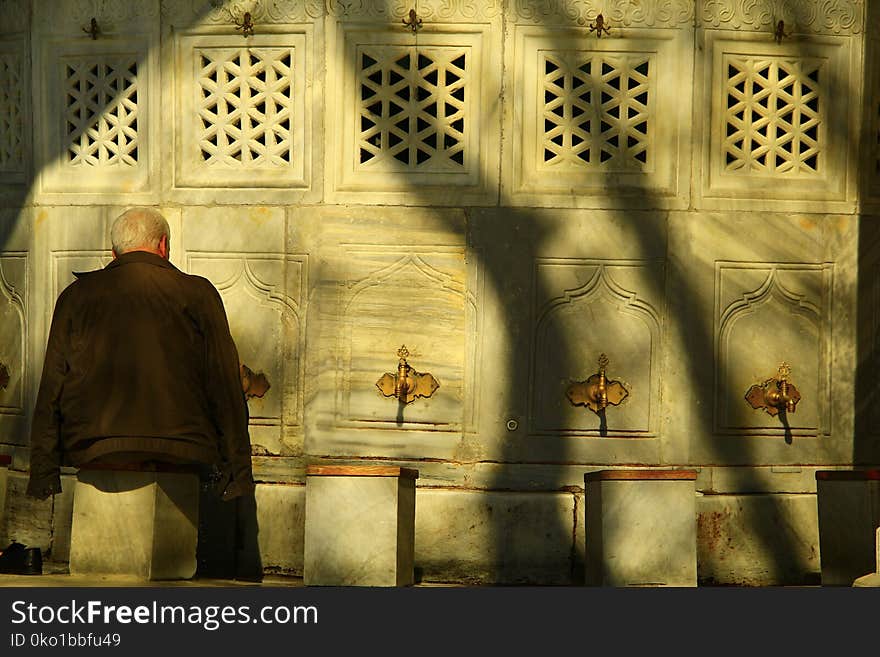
left=27, top=251, right=254, bottom=500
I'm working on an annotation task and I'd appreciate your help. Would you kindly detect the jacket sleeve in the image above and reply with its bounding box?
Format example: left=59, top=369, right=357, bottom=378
left=200, top=280, right=255, bottom=501
left=27, top=289, right=72, bottom=499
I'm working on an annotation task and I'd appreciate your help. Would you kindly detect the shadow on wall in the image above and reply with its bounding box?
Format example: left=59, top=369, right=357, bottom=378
left=1, top=1, right=877, bottom=585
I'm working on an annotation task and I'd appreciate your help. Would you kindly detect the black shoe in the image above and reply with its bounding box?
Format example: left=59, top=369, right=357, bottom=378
left=0, top=542, right=43, bottom=575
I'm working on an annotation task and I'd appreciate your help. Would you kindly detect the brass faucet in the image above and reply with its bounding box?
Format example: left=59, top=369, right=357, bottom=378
left=566, top=353, right=628, bottom=414
left=376, top=345, right=439, bottom=404
left=394, top=346, right=414, bottom=401
left=593, top=354, right=609, bottom=410
left=745, top=362, right=801, bottom=416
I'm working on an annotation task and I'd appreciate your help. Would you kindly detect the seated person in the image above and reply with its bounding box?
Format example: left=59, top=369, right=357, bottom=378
left=27, top=207, right=254, bottom=502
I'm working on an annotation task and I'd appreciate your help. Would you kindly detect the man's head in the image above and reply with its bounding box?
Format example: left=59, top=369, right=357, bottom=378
left=110, top=207, right=170, bottom=259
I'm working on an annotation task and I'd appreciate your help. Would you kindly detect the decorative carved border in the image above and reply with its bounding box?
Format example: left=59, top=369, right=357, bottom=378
left=164, top=0, right=322, bottom=24
left=329, top=0, right=503, bottom=22
left=511, top=0, right=693, bottom=28
left=35, top=0, right=160, bottom=31
left=698, top=0, right=863, bottom=35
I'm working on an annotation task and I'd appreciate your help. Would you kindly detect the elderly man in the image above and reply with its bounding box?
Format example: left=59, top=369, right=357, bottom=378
left=26, top=207, right=254, bottom=503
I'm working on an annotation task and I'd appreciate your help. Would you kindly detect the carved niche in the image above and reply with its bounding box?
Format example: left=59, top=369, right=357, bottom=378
left=0, top=253, right=26, bottom=417
left=530, top=259, right=663, bottom=437
left=715, top=262, right=831, bottom=437
left=187, top=253, right=306, bottom=455
left=338, top=247, right=473, bottom=432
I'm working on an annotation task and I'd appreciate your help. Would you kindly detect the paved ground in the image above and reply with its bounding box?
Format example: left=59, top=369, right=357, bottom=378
left=0, top=573, right=304, bottom=587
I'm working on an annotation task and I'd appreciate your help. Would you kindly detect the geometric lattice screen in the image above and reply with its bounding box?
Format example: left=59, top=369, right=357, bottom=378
left=357, top=46, right=468, bottom=171
left=64, top=57, right=139, bottom=166
left=724, top=56, right=822, bottom=175
left=0, top=53, right=23, bottom=172
left=542, top=52, right=650, bottom=171
left=197, top=48, right=294, bottom=167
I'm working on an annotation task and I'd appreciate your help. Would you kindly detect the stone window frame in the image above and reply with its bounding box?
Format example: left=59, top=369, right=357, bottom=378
left=0, top=37, right=28, bottom=187
left=34, top=34, right=158, bottom=204
left=504, top=25, right=692, bottom=210
left=327, top=21, right=501, bottom=206
left=697, top=30, right=857, bottom=213
left=171, top=29, right=315, bottom=204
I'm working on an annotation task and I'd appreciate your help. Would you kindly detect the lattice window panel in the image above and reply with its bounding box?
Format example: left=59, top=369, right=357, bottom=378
left=542, top=52, right=651, bottom=171
left=723, top=56, right=823, bottom=175
left=197, top=48, right=295, bottom=167
left=64, top=57, right=139, bottom=166
left=0, top=53, right=23, bottom=172
left=357, top=46, right=468, bottom=171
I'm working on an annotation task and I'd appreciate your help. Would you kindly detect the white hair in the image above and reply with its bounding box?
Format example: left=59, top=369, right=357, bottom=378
left=110, top=207, right=170, bottom=255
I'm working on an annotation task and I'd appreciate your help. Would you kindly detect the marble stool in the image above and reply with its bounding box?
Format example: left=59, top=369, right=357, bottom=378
left=585, top=469, right=698, bottom=587
left=69, top=464, right=200, bottom=580
left=304, top=465, right=418, bottom=586
left=815, top=469, right=880, bottom=586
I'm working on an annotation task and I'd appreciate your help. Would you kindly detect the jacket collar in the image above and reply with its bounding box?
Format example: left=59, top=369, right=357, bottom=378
left=74, top=250, right=178, bottom=279
left=105, top=250, right=177, bottom=271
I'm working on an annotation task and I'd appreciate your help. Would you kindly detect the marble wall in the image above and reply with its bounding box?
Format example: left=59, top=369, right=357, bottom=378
left=0, top=0, right=878, bottom=585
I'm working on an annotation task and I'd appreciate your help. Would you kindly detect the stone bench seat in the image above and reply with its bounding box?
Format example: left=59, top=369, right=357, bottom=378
left=584, top=469, right=698, bottom=587
left=304, top=465, right=418, bottom=586
left=815, top=469, right=880, bottom=586
left=69, top=462, right=201, bottom=580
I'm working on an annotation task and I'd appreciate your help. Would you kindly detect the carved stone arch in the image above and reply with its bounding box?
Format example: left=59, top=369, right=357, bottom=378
left=187, top=252, right=306, bottom=454
left=530, top=261, right=662, bottom=437
left=0, top=254, right=26, bottom=415
left=338, top=248, right=468, bottom=432
left=715, top=263, right=831, bottom=436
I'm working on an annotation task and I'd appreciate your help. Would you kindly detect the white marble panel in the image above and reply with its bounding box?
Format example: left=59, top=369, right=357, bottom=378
left=585, top=478, right=697, bottom=586
left=304, top=474, right=414, bottom=586
left=255, top=482, right=305, bottom=575
left=326, top=20, right=501, bottom=205
left=33, top=31, right=160, bottom=204
left=695, top=30, right=858, bottom=213
left=69, top=470, right=199, bottom=580
left=504, top=25, right=692, bottom=209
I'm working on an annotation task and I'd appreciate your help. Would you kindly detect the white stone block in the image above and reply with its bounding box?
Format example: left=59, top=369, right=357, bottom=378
left=255, top=483, right=305, bottom=575
left=0, top=457, right=8, bottom=536
left=69, top=470, right=199, bottom=580
left=815, top=470, right=880, bottom=586
left=585, top=470, right=697, bottom=587
left=304, top=466, right=416, bottom=586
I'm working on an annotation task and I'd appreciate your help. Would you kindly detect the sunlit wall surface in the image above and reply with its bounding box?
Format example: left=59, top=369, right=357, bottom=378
left=0, top=0, right=878, bottom=586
